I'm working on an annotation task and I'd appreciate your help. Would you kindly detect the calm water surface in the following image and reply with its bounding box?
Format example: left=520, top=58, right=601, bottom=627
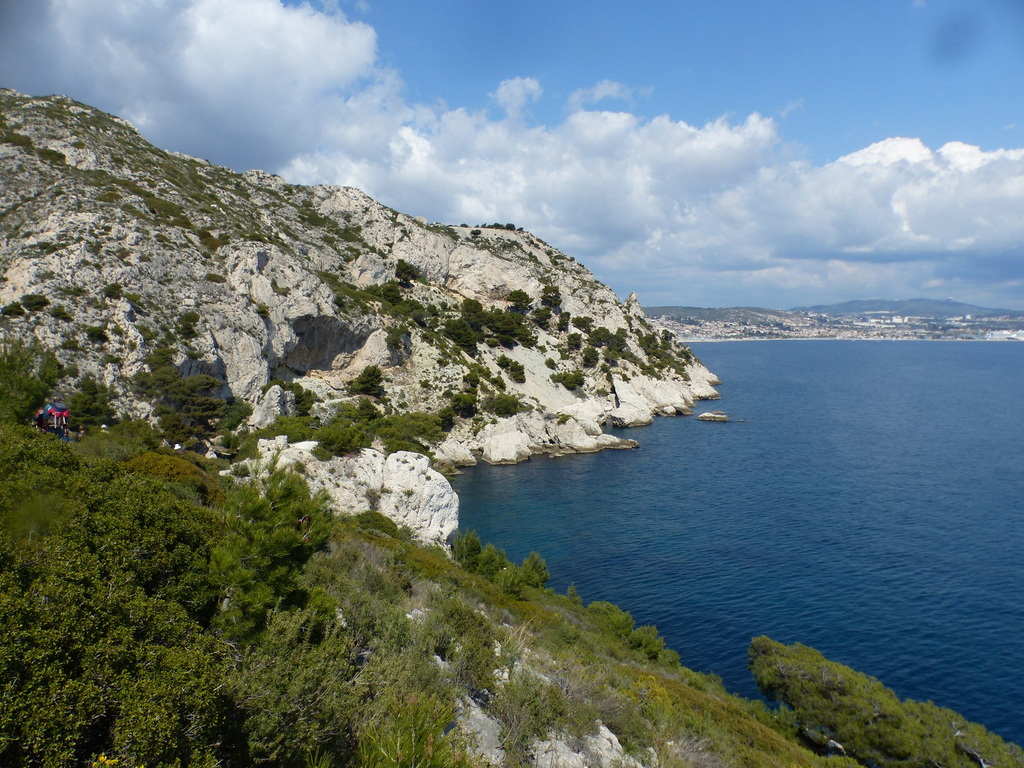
left=455, top=341, right=1024, bottom=745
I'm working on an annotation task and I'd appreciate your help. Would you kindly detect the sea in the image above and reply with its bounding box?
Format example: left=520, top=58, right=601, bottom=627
left=454, top=340, right=1024, bottom=746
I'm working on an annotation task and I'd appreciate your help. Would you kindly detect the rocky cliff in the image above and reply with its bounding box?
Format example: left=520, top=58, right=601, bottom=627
left=0, top=90, right=718, bottom=538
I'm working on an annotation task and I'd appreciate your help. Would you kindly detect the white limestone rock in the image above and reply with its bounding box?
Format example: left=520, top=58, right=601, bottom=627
left=467, top=412, right=638, bottom=465
left=458, top=699, right=506, bottom=766
left=247, top=438, right=458, bottom=545
left=247, top=384, right=296, bottom=429
left=697, top=410, right=729, bottom=422
left=533, top=724, right=642, bottom=768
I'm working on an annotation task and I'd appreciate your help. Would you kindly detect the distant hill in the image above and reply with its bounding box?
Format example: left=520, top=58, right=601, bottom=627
left=790, top=298, right=1022, bottom=318
left=645, top=306, right=796, bottom=323
left=647, top=299, right=1024, bottom=321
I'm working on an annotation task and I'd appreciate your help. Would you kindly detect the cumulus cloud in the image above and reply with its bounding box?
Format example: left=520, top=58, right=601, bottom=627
left=2, top=0, right=1024, bottom=308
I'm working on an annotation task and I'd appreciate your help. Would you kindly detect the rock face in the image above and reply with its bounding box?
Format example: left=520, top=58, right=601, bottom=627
left=245, top=436, right=459, bottom=545
left=0, top=90, right=719, bottom=470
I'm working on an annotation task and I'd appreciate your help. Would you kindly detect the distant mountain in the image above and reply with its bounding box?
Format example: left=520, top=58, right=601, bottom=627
left=790, top=298, right=1022, bottom=318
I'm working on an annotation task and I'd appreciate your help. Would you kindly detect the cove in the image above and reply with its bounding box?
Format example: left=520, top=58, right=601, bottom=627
left=455, top=340, right=1024, bottom=747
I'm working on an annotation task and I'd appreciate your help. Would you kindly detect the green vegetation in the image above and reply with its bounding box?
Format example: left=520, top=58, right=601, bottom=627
left=749, top=636, right=1024, bottom=768
left=0, top=339, right=60, bottom=424
left=132, top=347, right=228, bottom=443
left=20, top=293, right=50, bottom=312
left=550, top=369, right=585, bottom=390
left=68, top=373, right=117, bottom=427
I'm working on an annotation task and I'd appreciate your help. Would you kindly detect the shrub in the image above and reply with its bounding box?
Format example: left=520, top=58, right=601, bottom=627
left=209, top=468, right=332, bottom=641
left=176, top=311, right=201, bottom=340
left=357, top=695, right=474, bottom=768
left=483, top=393, right=525, bottom=417
left=124, top=451, right=225, bottom=507
left=550, top=370, right=584, bottom=390
left=84, top=325, right=109, bottom=344
left=231, top=609, right=358, bottom=765
left=748, top=637, right=1024, bottom=768
left=21, top=293, right=50, bottom=312
left=540, top=284, right=561, bottom=308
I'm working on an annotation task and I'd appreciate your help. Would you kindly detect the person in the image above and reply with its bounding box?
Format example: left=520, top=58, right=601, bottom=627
left=34, top=407, right=47, bottom=432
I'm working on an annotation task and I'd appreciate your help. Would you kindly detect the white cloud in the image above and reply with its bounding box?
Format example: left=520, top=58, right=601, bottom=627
left=492, top=77, right=543, bottom=120
left=2, top=0, right=1024, bottom=308
left=1, top=0, right=380, bottom=169
left=568, top=79, right=634, bottom=112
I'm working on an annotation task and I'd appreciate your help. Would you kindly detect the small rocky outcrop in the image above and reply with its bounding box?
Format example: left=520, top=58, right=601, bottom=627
left=532, top=725, right=644, bottom=768
left=241, top=436, right=459, bottom=545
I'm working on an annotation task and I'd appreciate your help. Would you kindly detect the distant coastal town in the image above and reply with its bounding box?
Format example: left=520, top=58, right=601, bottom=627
left=645, top=299, right=1024, bottom=341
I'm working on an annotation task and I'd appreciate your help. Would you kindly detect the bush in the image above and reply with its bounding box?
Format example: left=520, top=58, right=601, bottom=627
left=551, top=370, right=584, bottom=390
left=209, top=469, right=332, bottom=642
left=0, top=426, right=225, bottom=767
left=357, top=695, right=474, bottom=768
left=74, top=419, right=161, bottom=462
left=176, top=311, right=201, bottom=340
left=124, top=450, right=225, bottom=507
left=20, top=293, right=50, bottom=312
left=231, top=609, right=358, bottom=766
left=506, top=289, right=532, bottom=312
left=483, top=393, right=525, bottom=417
left=84, top=325, right=109, bottom=344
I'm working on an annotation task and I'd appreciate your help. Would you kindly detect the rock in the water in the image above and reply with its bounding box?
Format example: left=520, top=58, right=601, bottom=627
left=697, top=410, right=730, bottom=422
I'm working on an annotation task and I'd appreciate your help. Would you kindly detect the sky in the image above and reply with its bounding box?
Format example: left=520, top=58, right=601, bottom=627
left=2, top=0, right=1024, bottom=310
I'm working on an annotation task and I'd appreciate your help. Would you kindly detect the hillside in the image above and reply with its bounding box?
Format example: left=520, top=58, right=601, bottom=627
left=0, top=89, right=717, bottom=475
left=2, top=91, right=1022, bottom=768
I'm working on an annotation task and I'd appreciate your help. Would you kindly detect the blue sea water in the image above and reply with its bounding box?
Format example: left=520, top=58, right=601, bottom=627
left=455, top=340, right=1024, bottom=746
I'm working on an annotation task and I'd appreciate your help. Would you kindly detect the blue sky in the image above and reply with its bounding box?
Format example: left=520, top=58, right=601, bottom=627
left=2, top=0, right=1023, bottom=309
